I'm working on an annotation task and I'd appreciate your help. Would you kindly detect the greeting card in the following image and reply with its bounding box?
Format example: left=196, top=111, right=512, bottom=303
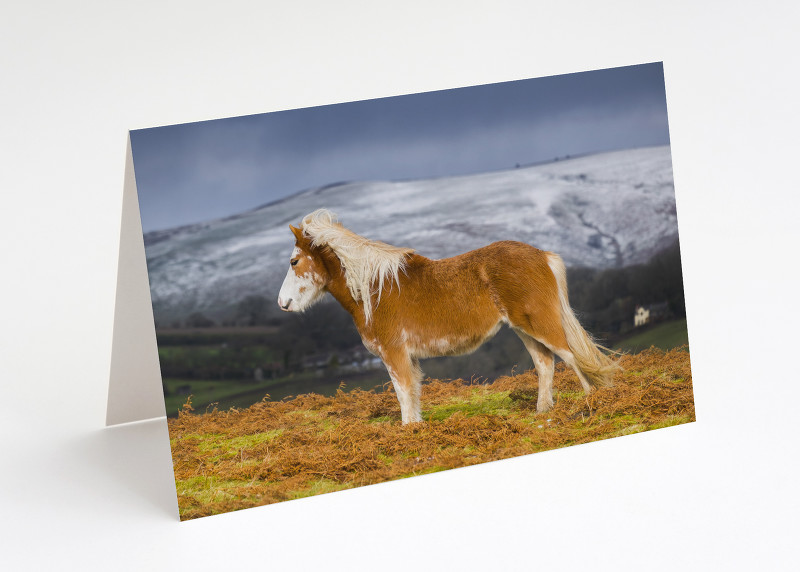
left=108, top=62, right=694, bottom=520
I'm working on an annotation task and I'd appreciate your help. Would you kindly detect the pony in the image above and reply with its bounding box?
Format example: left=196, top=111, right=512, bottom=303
left=278, top=209, right=618, bottom=424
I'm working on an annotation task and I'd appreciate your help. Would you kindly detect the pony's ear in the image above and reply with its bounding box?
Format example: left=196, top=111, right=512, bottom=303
left=289, top=225, right=303, bottom=240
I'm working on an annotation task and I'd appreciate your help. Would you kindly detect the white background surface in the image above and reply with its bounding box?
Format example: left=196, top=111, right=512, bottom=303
left=2, top=1, right=799, bottom=570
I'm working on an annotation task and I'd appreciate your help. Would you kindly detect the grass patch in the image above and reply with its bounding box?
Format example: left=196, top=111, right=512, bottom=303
left=396, top=465, right=449, bottom=479
left=290, top=479, right=353, bottom=500
left=176, top=477, right=256, bottom=507
left=425, top=388, right=512, bottom=421
left=194, top=430, right=284, bottom=462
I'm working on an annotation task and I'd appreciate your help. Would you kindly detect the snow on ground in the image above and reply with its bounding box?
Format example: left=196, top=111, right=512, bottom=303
left=143, top=146, right=677, bottom=322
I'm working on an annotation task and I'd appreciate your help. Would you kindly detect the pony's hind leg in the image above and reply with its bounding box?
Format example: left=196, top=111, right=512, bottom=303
left=509, top=310, right=595, bottom=396
left=551, top=348, right=594, bottom=394
left=512, top=316, right=593, bottom=398
left=522, top=327, right=595, bottom=394
left=514, top=330, right=556, bottom=413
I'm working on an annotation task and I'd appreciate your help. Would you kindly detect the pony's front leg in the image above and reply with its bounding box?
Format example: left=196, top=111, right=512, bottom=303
left=383, top=352, right=423, bottom=424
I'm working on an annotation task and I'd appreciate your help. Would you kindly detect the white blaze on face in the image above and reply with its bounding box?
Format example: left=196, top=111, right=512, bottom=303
left=277, top=247, right=324, bottom=312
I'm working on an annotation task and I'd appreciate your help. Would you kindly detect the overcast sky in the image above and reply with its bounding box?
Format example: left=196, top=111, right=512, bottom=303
left=131, top=62, right=670, bottom=233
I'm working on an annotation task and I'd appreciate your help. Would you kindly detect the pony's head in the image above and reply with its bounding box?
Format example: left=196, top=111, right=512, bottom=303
left=277, top=224, right=329, bottom=313
left=277, top=209, right=413, bottom=322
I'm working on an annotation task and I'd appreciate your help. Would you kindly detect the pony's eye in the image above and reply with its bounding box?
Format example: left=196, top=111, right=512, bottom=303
left=291, top=259, right=299, bottom=266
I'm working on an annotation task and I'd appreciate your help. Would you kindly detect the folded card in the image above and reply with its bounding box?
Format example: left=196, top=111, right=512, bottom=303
left=108, top=62, right=694, bottom=520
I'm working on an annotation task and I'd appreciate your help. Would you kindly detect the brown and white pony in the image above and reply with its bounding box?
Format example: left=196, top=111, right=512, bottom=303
left=278, top=209, right=618, bottom=424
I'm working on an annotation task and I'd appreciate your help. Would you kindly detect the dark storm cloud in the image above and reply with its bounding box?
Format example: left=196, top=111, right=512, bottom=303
left=131, top=62, right=669, bottom=232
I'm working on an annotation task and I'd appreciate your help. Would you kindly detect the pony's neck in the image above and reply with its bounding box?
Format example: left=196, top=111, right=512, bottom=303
left=318, top=246, right=368, bottom=329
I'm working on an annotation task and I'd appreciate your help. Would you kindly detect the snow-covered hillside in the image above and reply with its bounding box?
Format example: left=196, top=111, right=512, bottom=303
left=143, top=146, right=678, bottom=323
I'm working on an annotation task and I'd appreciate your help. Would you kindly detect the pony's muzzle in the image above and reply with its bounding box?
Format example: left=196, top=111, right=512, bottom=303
left=278, top=297, right=293, bottom=311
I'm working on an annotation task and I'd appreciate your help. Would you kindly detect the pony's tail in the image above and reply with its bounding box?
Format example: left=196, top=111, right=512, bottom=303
left=547, top=253, right=620, bottom=388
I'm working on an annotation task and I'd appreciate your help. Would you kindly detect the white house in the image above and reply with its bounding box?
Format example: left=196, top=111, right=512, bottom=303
left=634, top=306, right=650, bottom=327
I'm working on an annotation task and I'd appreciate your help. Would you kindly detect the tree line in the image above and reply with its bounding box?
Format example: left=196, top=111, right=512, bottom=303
left=566, top=239, right=685, bottom=338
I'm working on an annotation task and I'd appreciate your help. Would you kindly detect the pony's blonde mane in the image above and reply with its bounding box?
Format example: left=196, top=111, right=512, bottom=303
left=300, top=209, right=414, bottom=323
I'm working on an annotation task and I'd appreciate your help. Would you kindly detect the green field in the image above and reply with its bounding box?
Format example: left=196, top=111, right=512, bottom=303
left=613, top=318, right=689, bottom=353
left=163, top=371, right=388, bottom=417
left=163, top=378, right=273, bottom=417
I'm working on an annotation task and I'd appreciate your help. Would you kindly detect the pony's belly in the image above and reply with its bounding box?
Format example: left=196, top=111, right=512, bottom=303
left=405, top=320, right=503, bottom=359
